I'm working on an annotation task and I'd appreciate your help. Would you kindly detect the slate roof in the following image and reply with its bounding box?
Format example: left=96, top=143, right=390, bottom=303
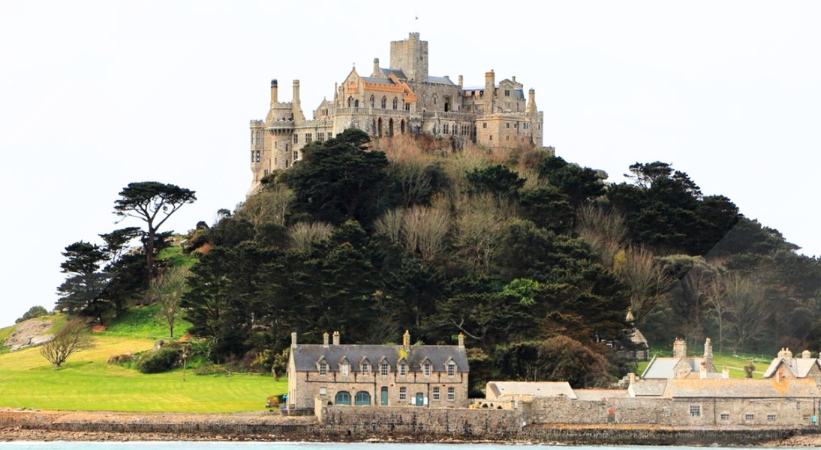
left=361, top=76, right=394, bottom=85
left=487, top=381, right=577, bottom=399
left=291, top=344, right=469, bottom=373
left=628, top=379, right=668, bottom=397
left=666, top=378, right=821, bottom=398
left=380, top=68, right=407, bottom=79
left=426, top=75, right=455, bottom=85
left=763, top=357, right=821, bottom=378
left=641, top=355, right=706, bottom=379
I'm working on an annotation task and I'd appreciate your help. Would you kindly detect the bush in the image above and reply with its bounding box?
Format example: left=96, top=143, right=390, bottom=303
left=16, top=306, right=49, bottom=323
left=136, top=346, right=181, bottom=373
left=194, top=364, right=230, bottom=376
left=107, top=353, right=134, bottom=366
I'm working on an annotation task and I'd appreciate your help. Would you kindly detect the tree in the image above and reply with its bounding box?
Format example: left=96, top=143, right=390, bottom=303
left=538, top=156, right=605, bottom=206
left=113, top=182, right=196, bottom=283
left=495, top=336, right=613, bottom=387
left=466, top=164, right=525, bottom=200
left=55, top=242, right=111, bottom=321
left=151, top=266, right=190, bottom=339
left=724, top=273, right=770, bottom=352
left=40, top=320, right=87, bottom=368
left=613, top=246, right=674, bottom=325
left=16, top=306, right=48, bottom=323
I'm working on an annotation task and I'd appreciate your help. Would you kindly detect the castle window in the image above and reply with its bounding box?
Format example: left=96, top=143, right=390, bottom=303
left=447, top=362, right=456, bottom=376
left=447, top=387, right=455, bottom=401
left=319, top=361, right=327, bottom=375
left=423, top=362, right=432, bottom=377
left=381, top=96, right=387, bottom=109
left=767, top=414, right=776, bottom=422
left=380, top=361, right=389, bottom=376
left=432, top=387, right=440, bottom=400
left=433, top=94, right=437, bottom=105
left=689, top=404, right=701, bottom=417
left=443, top=124, right=449, bottom=134
left=482, top=123, right=487, bottom=129
left=354, top=99, right=359, bottom=108
left=506, top=123, right=510, bottom=128
left=347, top=96, right=353, bottom=108
left=720, top=412, right=730, bottom=421
left=392, top=97, right=398, bottom=110
left=745, top=413, right=754, bottom=421
left=305, top=133, right=312, bottom=144
left=489, top=135, right=492, bottom=141
left=370, top=95, right=375, bottom=108
left=399, top=387, right=407, bottom=401
left=405, top=103, right=410, bottom=111
left=504, top=90, right=510, bottom=96
left=293, top=151, right=299, bottom=161
left=293, top=134, right=298, bottom=144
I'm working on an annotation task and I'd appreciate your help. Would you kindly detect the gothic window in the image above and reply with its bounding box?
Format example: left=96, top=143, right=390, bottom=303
left=381, top=96, right=387, bottom=109
left=392, top=97, right=398, bottom=110
left=432, top=94, right=437, bottom=105
left=447, top=387, right=455, bottom=401
left=347, top=96, right=353, bottom=107
left=370, top=95, right=374, bottom=108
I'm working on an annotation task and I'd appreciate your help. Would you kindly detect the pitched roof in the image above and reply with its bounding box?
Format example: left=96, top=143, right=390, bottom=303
left=574, top=389, right=628, bottom=401
left=379, top=68, right=407, bottom=80
left=641, top=355, right=707, bottom=379
left=666, top=378, right=821, bottom=398
left=426, top=75, right=455, bottom=85
left=628, top=379, right=668, bottom=397
left=487, top=381, right=577, bottom=399
left=291, top=344, right=468, bottom=373
left=763, top=357, right=821, bottom=378
left=361, top=76, right=394, bottom=85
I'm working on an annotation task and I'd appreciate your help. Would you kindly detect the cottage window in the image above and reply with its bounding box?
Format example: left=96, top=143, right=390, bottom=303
left=767, top=414, right=776, bottom=422
left=447, top=362, right=456, bottom=376
left=423, top=362, right=432, bottom=377
left=319, top=361, right=327, bottom=375
left=447, top=387, right=455, bottom=401
left=361, top=362, right=370, bottom=374
left=745, top=413, right=754, bottom=421
left=340, top=363, right=350, bottom=377
left=380, top=362, right=389, bottom=376
left=432, top=387, right=440, bottom=400
left=305, top=133, right=312, bottom=144
left=689, top=404, right=701, bottom=417
left=399, top=362, right=407, bottom=376
left=399, top=387, right=407, bottom=401
left=720, top=412, right=730, bottom=421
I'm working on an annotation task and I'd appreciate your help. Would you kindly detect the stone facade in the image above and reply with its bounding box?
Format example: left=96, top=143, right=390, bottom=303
left=248, top=32, right=546, bottom=190
left=287, top=331, right=469, bottom=411
left=763, top=348, right=821, bottom=386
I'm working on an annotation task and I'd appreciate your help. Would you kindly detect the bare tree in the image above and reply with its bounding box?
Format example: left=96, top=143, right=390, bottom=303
left=235, top=184, right=294, bottom=228
left=724, top=273, right=770, bottom=353
left=151, top=266, right=190, bottom=339
left=576, top=205, right=627, bottom=267
left=288, top=222, right=334, bottom=252
left=615, top=246, right=674, bottom=325
left=376, top=201, right=451, bottom=261
left=40, top=320, right=88, bottom=368
left=704, top=272, right=728, bottom=353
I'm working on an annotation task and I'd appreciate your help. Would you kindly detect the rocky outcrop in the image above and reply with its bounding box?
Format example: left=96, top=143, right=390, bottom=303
left=3, top=318, right=54, bottom=351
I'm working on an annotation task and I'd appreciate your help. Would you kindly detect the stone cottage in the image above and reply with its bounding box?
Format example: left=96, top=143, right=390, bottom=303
left=642, top=337, right=728, bottom=380
left=286, top=330, right=469, bottom=411
left=763, top=348, right=821, bottom=385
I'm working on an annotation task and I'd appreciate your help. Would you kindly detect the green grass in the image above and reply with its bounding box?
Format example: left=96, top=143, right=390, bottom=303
left=104, top=304, right=192, bottom=340
left=158, top=245, right=198, bottom=269
left=0, top=335, right=286, bottom=412
left=636, top=348, right=772, bottom=379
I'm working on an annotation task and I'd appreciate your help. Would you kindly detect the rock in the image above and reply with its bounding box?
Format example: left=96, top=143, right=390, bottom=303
left=4, top=318, right=54, bottom=351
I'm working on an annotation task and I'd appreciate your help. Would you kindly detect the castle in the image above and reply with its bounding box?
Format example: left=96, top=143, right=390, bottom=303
left=248, top=32, right=545, bottom=190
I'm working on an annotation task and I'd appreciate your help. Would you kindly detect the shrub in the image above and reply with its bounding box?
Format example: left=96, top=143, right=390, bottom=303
left=136, top=346, right=181, bottom=373
left=16, top=306, right=49, bottom=323
left=107, top=353, right=134, bottom=365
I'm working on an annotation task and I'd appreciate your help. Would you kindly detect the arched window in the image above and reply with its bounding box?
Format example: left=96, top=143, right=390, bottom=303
left=392, top=97, right=398, bottom=110
left=400, top=120, right=405, bottom=134
left=354, top=99, right=359, bottom=108
left=377, top=117, right=383, bottom=137
left=432, top=94, right=438, bottom=105
left=335, top=391, right=351, bottom=405
left=370, top=95, right=375, bottom=108
left=388, top=118, right=394, bottom=137
left=347, top=96, right=353, bottom=107
left=381, top=96, right=387, bottom=109
left=354, top=391, right=371, bottom=406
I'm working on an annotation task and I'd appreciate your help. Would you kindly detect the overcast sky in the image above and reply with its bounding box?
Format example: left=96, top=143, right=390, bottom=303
left=1, top=0, right=819, bottom=326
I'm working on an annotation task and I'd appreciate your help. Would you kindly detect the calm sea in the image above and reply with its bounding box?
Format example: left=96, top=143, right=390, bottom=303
left=0, top=444, right=785, bottom=450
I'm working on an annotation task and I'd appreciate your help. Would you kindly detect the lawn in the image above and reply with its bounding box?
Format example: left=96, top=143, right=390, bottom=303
left=104, top=304, right=192, bottom=340
left=0, top=334, right=286, bottom=412
left=636, top=348, right=772, bottom=379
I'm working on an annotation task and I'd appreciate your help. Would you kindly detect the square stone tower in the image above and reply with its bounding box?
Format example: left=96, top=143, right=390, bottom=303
left=390, top=32, right=428, bottom=82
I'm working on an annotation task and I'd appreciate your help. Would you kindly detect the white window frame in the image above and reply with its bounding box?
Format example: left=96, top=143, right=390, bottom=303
left=447, top=387, right=455, bottom=401
left=689, top=404, right=701, bottom=417
left=432, top=387, right=440, bottom=400
left=399, top=362, right=407, bottom=376
left=380, top=362, right=389, bottom=376
left=447, top=362, right=456, bottom=376
left=399, top=387, right=407, bottom=401
left=319, top=361, right=327, bottom=376
left=423, top=362, right=432, bottom=377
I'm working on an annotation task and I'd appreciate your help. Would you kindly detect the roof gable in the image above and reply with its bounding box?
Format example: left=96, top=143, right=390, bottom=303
left=292, top=344, right=469, bottom=373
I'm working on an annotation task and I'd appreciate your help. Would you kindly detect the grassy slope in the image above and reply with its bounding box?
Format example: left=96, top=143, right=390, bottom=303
left=636, top=348, right=772, bottom=379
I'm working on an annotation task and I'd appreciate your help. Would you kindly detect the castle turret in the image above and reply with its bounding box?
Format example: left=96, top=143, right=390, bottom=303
left=527, top=88, right=537, bottom=115
left=458, top=75, right=463, bottom=87
left=270, top=79, right=278, bottom=105
left=292, top=80, right=305, bottom=123
left=390, top=32, right=428, bottom=82
left=372, top=58, right=380, bottom=76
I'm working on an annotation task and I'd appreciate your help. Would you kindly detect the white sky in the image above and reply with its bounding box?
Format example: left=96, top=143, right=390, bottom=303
left=1, top=0, right=819, bottom=326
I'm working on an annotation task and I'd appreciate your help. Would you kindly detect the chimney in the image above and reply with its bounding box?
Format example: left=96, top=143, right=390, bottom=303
left=457, top=332, right=465, bottom=348
left=484, top=70, right=495, bottom=93
left=332, top=331, right=340, bottom=346
left=703, top=337, right=714, bottom=370
left=512, top=75, right=517, bottom=82
left=802, top=350, right=811, bottom=359
left=270, top=79, right=278, bottom=105
left=672, top=338, right=687, bottom=358
left=323, top=332, right=329, bottom=348
left=526, top=88, right=537, bottom=115
left=699, top=361, right=707, bottom=379
left=403, top=330, right=410, bottom=351
left=290, top=331, right=297, bottom=349
left=784, top=348, right=793, bottom=360
left=628, top=372, right=636, bottom=384
left=373, top=57, right=380, bottom=76
left=292, top=80, right=301, bottom=107
left=458, top=75, right=463, bottom=87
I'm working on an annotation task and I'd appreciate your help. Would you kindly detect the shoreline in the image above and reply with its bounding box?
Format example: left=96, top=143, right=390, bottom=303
left=1, top=410, right=820, bottom=446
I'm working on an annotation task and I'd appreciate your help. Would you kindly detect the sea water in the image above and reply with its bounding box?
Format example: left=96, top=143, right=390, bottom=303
left=0, top=444, right=790, bottom=450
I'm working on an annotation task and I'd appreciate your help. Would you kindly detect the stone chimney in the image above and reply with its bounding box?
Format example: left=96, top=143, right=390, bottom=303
left=323, top=332, right=329, bottom=348
left=699, top=361, right=708, bottom=379
left=703, top=337, right=714, bottom=370
left=458, top=75, right=463, bottom=87
left=372, top=58, right=380, bottom=76
left=292, top=80, right=301, bottom=106
left=458, top=332, right=465, bottom=348
left=672, top=338, right=687, bottom=358
left=802, top=350, right=812, bottom=359
left=628, top=372, right=636, bottom=384
left=290, top=331, right=297, bottom=349
left=403, top=330, right=410, bottom=351
left=783, top=348, right=793, bottom=360
left=526, top=88, right=537, bottom=115
left=484, top=70, right=495, bottom=94
left=332, top=331, right=340, bottom=346
left=270, top=79, right=278, bottom=105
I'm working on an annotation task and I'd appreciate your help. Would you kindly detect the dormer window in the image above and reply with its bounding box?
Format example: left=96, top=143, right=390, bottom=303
left=423, top=362, right=432, bottom=377
left=380, top=361, right=389, bottom=376
left=399, top=361, right=408, bottom=376
left=447, top=361, right=456, bottom=376
left=319, top=361, right=327, bottom=376
left=361, top=361, right=371, bottom=374
left=341, top=363, right=349, bottom=377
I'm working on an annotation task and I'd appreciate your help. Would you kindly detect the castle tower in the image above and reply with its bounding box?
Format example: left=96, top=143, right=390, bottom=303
left=390, top=32, right=428, bottom=82
left=270, top=79, right=278, bottom=105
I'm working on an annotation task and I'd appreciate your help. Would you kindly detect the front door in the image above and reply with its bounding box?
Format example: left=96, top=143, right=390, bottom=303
left=380, top=387, right=388, bottom=406
left=415, top=392, right=424, bottom=406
